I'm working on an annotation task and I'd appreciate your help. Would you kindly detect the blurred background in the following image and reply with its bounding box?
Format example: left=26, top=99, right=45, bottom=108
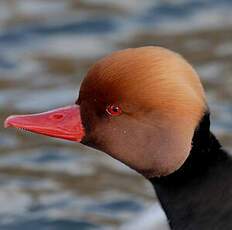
left=0, top=0, right=232, bottom=229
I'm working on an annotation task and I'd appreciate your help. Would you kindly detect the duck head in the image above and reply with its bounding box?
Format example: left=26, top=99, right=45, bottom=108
left=5, top=47, right=206, bottom=178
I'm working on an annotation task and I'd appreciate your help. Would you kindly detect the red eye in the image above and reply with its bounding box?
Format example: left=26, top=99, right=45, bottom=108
left=106, top=105, right=122, bottom=116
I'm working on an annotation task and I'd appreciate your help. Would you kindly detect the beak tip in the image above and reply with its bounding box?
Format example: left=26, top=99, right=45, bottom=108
left=4, top=116, right=16, bottom=128
left=4, top=119, right=10, bottom=128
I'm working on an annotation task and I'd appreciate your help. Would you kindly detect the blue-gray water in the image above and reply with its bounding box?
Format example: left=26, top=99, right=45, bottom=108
left=0, top=1, right=232, bottom=229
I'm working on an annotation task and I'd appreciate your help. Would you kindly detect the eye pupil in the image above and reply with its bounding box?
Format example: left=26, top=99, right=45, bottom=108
left=112, top=106, right=118, bottom=112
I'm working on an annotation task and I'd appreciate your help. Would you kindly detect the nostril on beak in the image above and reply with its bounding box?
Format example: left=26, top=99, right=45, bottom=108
left=50, top=114, right=64, bottom=120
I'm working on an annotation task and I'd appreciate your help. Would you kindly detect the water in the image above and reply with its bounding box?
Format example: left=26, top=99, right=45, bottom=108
left=0, top=0, right=231, bottom=229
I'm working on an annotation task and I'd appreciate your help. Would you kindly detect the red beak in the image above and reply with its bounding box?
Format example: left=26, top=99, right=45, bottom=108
left=4, top=105, right=85, bottom=142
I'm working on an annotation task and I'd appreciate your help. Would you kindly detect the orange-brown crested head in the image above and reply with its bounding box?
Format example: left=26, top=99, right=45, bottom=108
left=5, top=46, right=207, bottom=178
left=78, top=46, right=207, bottom=178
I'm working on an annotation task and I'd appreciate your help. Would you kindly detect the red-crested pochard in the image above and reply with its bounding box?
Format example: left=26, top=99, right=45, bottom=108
left=4, top=47, right=232, bottom=230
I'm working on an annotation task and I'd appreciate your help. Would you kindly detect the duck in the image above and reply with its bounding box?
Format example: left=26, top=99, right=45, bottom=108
left=4, top=46, right=232, bottom=230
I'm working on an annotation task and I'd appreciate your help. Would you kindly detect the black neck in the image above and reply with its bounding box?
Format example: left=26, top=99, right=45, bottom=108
left=150, top=112, right=232, bottom=230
